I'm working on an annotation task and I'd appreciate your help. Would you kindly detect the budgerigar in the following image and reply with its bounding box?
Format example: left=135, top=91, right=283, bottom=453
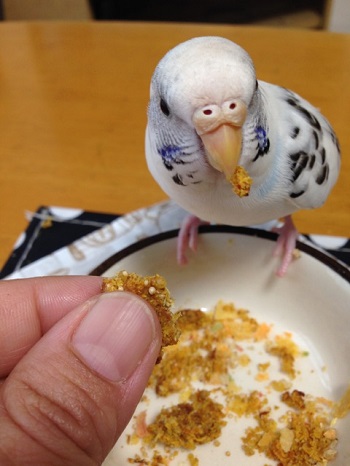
left=145, top=37, right=341, bottom=276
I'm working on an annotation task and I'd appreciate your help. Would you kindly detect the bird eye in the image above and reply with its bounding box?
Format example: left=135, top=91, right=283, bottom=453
left=160, top=98, right=170, bottom=116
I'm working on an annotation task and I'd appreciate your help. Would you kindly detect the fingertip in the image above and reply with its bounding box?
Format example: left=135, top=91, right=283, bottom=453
left=71, top=291, right=162, bottom=382
left=1, top=289, right=163, bottom=464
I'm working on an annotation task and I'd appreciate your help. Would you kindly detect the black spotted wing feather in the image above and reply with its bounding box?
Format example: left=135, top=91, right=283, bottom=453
left=280, top=88, right=340, bottom=209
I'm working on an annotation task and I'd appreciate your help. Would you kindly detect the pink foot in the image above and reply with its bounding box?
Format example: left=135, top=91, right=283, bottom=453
left=177, top=215, right=209, bottom=265
left=272, top=215, right=299, bottom=277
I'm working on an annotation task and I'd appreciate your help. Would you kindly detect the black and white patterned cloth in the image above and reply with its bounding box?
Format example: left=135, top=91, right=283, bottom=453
left=1, top=202, right=349, bottom=279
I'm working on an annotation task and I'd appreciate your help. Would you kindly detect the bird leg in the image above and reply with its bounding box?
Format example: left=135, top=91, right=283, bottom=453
left=177, top=215, right=209, bottom=265
left=272, top=215, right=299, bottom=277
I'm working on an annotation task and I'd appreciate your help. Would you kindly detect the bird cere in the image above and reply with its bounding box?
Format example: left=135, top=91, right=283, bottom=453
left=146, top=37, right=340, bottom=276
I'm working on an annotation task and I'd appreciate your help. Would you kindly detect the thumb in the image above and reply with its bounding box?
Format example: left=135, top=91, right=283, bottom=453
left=0, top=291, right=162, bottom=466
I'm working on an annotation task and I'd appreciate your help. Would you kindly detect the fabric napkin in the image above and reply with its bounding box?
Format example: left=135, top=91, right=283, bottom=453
left=1, top=200, right=349, bottom=280
left=1, top=201, right=188, bottom=279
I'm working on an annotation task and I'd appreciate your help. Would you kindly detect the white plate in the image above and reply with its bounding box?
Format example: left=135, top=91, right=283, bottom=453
left=93, top=226, right=350, bottom=465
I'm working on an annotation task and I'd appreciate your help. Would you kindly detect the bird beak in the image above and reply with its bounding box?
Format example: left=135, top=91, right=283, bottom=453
left=200, top=123, right=242, bottom=180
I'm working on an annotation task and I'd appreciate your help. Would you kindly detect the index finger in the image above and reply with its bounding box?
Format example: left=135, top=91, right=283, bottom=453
left=0, top=275, right=103, bottom=377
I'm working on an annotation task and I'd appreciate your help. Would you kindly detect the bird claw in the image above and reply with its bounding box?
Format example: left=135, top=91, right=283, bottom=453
left=272, top=216, right=299, bottom=277
left=177, top=215, right=209, bottom=265
left=177, top=215, right=299, bottom=276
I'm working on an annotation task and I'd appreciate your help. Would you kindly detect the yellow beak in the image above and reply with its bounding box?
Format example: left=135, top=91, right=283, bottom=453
left=200, top=123, right=242, bottom=180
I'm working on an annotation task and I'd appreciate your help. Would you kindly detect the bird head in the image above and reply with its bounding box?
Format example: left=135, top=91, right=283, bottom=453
left=148, top=36, right=257, bottom=181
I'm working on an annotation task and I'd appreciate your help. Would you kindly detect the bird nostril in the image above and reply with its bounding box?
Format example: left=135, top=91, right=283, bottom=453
left=229, top=103, right=236, bottom=110
left=203, top=109, right=212, bottom=115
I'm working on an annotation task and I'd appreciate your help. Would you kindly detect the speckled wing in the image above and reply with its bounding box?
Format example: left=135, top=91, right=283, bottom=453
left=270, top=84, right=341, bottom=210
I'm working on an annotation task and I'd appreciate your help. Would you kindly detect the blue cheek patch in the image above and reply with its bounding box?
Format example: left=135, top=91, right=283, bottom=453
left=255, top=126, right=269, bottom=151
left=252, top=126, right=270, bottom=162
left=158, top=145, right=183, bottom=170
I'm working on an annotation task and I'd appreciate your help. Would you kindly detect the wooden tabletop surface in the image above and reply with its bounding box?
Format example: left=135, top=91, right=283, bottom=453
left=0, top=21, right=349, bottom=269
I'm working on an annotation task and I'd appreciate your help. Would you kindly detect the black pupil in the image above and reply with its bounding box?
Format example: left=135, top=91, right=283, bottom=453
left=160, top=98, right=170, bottom=116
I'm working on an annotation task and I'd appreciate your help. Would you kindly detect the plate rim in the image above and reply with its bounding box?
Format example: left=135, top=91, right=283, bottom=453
left=90, top=225, right=350, bottom=283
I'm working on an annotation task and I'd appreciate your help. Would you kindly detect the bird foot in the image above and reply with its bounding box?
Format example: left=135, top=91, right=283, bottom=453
left=272, top=216, right=299, bottom=277
left=177, top=215, right=209, bottom=265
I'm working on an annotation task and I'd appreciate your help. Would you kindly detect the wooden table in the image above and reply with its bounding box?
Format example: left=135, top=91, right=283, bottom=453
left=0, top=21, right=349, bottom=269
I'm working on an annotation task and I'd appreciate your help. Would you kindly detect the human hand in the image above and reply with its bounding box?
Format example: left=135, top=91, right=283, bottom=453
left=0, top=276, right=162, bottom=465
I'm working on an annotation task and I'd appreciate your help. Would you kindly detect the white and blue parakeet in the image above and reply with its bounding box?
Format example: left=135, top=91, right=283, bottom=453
left=146, top=37, right=341, bottom=276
